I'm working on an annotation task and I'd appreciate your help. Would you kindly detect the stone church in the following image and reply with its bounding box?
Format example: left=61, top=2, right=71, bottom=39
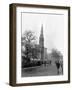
left=21, top=24, right=48, bottom=61
left=35, top=24, right=48, bottom=61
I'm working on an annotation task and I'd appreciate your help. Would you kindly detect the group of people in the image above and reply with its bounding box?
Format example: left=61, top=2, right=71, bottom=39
left=43, top=60, right=63, bottom=75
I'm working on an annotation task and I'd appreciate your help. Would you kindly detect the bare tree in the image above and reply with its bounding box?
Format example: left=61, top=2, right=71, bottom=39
left=21, top=30, right=38, bottom=63
left=22, top=30, right=36, bottom=46
left=51, top=49, right=63, bottom=74
left=51, top=49, right=62, bottom=61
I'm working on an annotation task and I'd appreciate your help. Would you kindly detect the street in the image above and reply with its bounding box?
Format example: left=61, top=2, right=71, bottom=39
left=22, top=63, right=63, bottom=77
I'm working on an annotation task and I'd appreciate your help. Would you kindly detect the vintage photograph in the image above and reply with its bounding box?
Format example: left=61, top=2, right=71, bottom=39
left=21, top=12, right=64, bottom=77
left=10, top=3, right=70, bottom=86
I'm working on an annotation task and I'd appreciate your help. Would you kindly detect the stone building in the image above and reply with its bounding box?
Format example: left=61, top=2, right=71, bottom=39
left=35, top=24, right=48, bottom=61
left=22, top=24, right=48, bottom=61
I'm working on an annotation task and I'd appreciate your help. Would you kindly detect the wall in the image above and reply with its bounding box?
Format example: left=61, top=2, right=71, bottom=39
left=0, top=0, right=72, bottom=90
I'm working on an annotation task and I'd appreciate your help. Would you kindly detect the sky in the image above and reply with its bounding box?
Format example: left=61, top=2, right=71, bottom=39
left=21, top=12, right=64, bottom=54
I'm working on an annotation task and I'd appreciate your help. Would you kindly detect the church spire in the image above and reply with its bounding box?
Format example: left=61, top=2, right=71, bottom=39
left=41, top=24, right=43, bottom=37
left=39, top=24, right=44, bottom=47
left=39, top=24, right=44, bottom=61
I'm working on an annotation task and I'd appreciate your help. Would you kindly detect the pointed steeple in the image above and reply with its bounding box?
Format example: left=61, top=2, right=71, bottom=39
left=39, top=24, right=44, bottom=47
left=39, top=24, right=44, bottom=61
left=41, top=24, right=43, bottom=36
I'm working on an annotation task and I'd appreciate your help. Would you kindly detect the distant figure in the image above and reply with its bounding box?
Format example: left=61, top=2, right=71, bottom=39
left=44, top=61, right=46, bottom=67
left=49, top=60, right=51, bottom=65
left=55, top=61, right=60, bottom=75
left=60, top=61, right=63, bottom=74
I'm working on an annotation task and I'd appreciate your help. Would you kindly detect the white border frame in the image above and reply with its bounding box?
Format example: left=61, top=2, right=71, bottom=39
left=16, top=7, right=68, bottom=83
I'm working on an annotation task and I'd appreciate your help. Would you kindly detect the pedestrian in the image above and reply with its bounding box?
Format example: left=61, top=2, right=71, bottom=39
left=55, top=61, right=60, bottom=75
left=60, top=61, right=63, bottom=74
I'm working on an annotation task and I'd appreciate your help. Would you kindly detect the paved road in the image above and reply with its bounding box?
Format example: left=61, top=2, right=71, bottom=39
left=21, top=64, right=63, bottom=77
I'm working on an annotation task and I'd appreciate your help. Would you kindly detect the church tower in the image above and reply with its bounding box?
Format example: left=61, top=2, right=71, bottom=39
left=39, top=24, right=44, bottom=61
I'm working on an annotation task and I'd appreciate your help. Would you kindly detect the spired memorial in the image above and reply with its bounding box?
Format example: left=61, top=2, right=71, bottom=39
left=31, top=24, right=48, bottom=62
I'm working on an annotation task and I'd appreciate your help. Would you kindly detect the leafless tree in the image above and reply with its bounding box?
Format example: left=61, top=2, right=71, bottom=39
left=21, top=30, right=36, bottom=46
left=51, top=49, right=62, bottom=61
left=21, top=30, right=39, bottom=63
left=51, top=49, right=63, bottom=74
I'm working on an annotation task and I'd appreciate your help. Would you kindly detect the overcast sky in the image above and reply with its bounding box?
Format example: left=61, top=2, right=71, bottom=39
left=22, top=12, right=64, bottom=54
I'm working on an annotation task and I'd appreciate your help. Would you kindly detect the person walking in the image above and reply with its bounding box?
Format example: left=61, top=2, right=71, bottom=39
left=55, top=61, right=60, bottom=75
